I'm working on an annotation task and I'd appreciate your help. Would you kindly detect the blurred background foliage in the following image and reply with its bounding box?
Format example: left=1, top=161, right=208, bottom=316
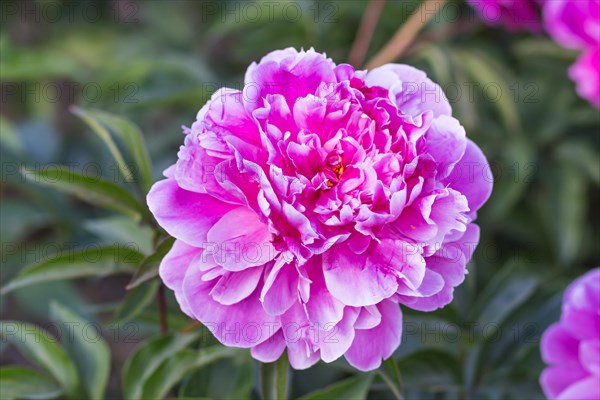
left=0, top=0, right=598, bottom=399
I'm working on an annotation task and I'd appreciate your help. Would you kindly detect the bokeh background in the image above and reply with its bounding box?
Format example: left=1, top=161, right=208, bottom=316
left=1, top=0, right=599, bottom=399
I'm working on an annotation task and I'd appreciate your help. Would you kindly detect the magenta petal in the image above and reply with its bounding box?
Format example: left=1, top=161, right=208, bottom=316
left=251, top=330, right=287, bottom=363
left=147, top=179, right=236, bottom=247
left=316, top=307, right=359, bottom=363
left=365, top=64, right=452, bottom=118
left=443, top=139, right=493, bottom=218
left=210, top=267, right=264, bottom=305
left=206, top=207, right=276, bottom=271
left=304, top=258, right=345, bottom=326
left=344, top=300, right=403, bottom=371
left=579, top=340, right=600, bottom=376
left=541, top=324, right=580, bottom=365
left=540, top=366, right=589, bottom=399
left=323, top=243, right=400, bottom=307
left=182, top=266, right=279, bottom=348
left=354, top=306, right=382, bottom=330
left=280, top=303, right=321, bottom=369
left=557, top=377, right=600, bottom=400
left=159, top=240, right=201, bottom=317
left=261, top=259, right=299, bottom=316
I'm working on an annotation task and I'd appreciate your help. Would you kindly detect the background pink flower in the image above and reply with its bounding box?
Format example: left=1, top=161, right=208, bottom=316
left=468, top=0, right=543, bottom=33
left=540, top=268, right=600, bottom=400
left=147, top=48, right=492, bottom=371
left=544, top=0, right=600, bottom=108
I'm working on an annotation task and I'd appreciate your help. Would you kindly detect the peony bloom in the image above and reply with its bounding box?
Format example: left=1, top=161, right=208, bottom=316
left=544, top=0, right=600, bottom=108
left=540, top=268, right=600, bottom=400
left=147, top=48, right=492, bottom=371
left=467, top=0, right=543, bottom=33
left=569, top=47, right=600, bottom=108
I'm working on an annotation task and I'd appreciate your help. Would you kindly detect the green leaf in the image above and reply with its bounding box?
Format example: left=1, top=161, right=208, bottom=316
left=298, top=374, right=374, bottom=400
left=456, top=50, right=521, bottom=134
left=71, top=107, right=153, bottom=191
left=0, top=117, right=24, bottom=157
left=260, top=352, right=289, bottom=400
left=547, top=162, right=586, bottom=263
left=21, top=166, right=146, bottom=221
left=470, top=262, right=539, bottom=331
left=127, top=237, right=175, bottom=290
left=84, top=216, right=154, bottom=255
left=50, top=303, right=110, bottom=400
left=1, top=245, right=143, bottom=295
left=177, top=352, right=253, bottom=399
left=397, top=349, right=461, bottom=390
left=122, top=333, right=201, bottom=400
left=0, top=367, right=63, bottom=400
left=0, top=322, right=79, bottom=398
left=379, top=358, right=403, bottom=400
left=141, top=346, right=240, bottom=399
left=112, top=279, right=159, bottom=323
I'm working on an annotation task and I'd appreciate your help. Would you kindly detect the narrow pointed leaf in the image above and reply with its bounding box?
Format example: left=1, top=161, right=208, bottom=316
left=298, top=374, right=374, bottom=400
left=50, top=303, right=110, bottom=400
left=21, top=166, right=146, bottom=221
left=0, top=322, right=78, bottom=398
left=1, top=245, right=143, bottom=295
left=0, top=367, right=63, bottom=400
left=71, top=107, right=153, bottom=191
left=127, top=236, right=175, bottom=290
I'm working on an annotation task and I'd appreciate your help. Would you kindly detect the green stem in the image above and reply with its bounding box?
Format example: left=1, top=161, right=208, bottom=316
left=260, top=352, right=289, bottom=400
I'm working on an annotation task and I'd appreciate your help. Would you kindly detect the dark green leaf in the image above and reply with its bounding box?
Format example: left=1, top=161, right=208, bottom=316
left=0, top=367, right=63, bottom=400
left=21, top=166, right=146, bottom=221
left=127, top=236, right=175, bottom=290
left=122, top=333, right=201, bottom=400
left=84, top=216, right=154, bottom=255
left=0, top=322, right=79, bottom=397
left=1, top=245, right=143, bottom=295
left=71, top=107, right=153, bottom=191
left=50, top=303, right=110, bottom=400
left=112, top=279, right=160, bottom=323
left=141, top=346, right=240, bottom=399
left=298, top=374, right=374, bottom=400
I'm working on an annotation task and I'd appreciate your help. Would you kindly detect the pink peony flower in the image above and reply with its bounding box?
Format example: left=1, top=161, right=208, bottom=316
left=544, top=0, right=600, bottom=108
left=569, top=47, right=600, bottom=108
left=467, top=0, right=543, bottom=33
left=540, top=268, right=600, bottom=400
left=544, top=0, right=600, bottom=49
left=147, top=48, right=492, bottom=371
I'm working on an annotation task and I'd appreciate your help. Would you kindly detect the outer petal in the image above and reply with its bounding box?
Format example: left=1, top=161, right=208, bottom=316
left=443, top=139, right=493, bottom=218
left=344, top=300, right=403, bottom=371
left=540, top=323, right=580, bottom=366
left=316, top=307, right=359, bottom=363
left=210, top=267, right=264, bottom=306
left=251, top=330, right=287, bottom=363
left=159, top=240, right=201, bottom=317
left=206, top=207, right=276, bottom=271
left=260, top=259, right=299, bottom=316
left=322, top=242, right=407, bottom=307
left=540, top=366, right=588, bottom=399
left=244, top=47, right=337, bottom=112
left=399, top=224, right=479, bottom=311
left=182, top=266, right=279, bottom=348
left=304, top=257, right=345, bottom=327
left=557, top=377, right=600, bottom=400
left=569, top=47, right=600, bottom=108
left=579, top=339, right=600, bottom=376
left=365, top=64, right=452, bottom=118
left=147, top=179, right=236, bottom=247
